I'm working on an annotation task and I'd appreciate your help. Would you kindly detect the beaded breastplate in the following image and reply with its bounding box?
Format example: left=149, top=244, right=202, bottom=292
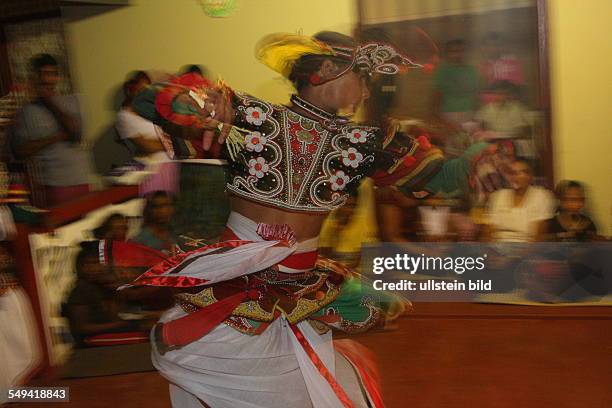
left=227, top=93, right=380, bottom=213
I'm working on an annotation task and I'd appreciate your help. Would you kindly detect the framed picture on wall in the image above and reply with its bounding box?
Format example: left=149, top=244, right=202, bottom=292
left=357, top=0, right=553, bottom=188
left=4, top=17, right=73, bottom=95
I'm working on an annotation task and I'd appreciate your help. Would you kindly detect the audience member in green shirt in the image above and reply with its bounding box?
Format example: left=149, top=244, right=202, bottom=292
left=432, top=39, right=480, bottom=130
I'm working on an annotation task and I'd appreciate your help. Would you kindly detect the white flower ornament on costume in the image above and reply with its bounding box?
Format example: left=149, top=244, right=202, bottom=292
left=245, top=106, right=267, bottom=126
left=248, top=157, right=270, bottom=179
left=330, top=170, right=350, bottom=191
left=341, top=147, right=363, bottom=168
left=244, top=132, right=267, bottom=152
left=347, top=129, right=369, bottom=144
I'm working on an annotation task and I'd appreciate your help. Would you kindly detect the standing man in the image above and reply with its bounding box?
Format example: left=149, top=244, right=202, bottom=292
left=12, top=54, right=91, bottom=206
left=431, top=39, right=480, bottom=131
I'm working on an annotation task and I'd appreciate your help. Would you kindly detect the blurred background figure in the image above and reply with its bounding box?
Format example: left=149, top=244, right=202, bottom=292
left=93, top=213, right=129, bottom=241
left=319, top=179, right=380, bottom=268
left=375, top=186, right=420, bottom=243
left=0, top=160, right=40, bottom=402
left=478, top=32, right=525, bottom=105
left=131, top=191, right=177, bottom=254
left=179, top=64, right=210, bottom=79
left=63, top=243, right=136, bottom=348
left=431, top=39, right=479, bottom=133
left=115, top=70, right=179, bottom=196
left=10, top=54, right=91, bottom=206
left=475, top=81, right=530, bottom=140
left=471, top=80, right=531, bottom=201
left=0, top=245, right=41, bottom=401
left=537, top=180, right=600, bottom=242
left=62, top=241, right=168, bottom=348
left=484, top=158, right=554, bottom=242
left=523, top=180, right=607, bottom=302
left=417, top=195, right=479, bottom=242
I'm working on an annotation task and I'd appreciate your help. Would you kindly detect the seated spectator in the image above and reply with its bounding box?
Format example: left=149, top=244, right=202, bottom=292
left=417, top=196, right=478, bottom=242
left=526, top=181, right=607, bottom=301
left=115, top=71, right=179, bottom=195
left=93, top=213, right=129, bottom=241
left=537, top=180, right=600, bottom=242
left=64, top=242, right=145, bottom=348
left=11, top=54, right=91, bottom=207
left=417, top=195, right=454, bottom=242
left=131, top=191, right=178, bottom=254
left=475, top=81, right=530, bottom=139
left=484, top=159, right=554, bottom=242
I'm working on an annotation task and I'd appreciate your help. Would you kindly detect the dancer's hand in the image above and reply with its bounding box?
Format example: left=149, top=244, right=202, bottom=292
left=201, top=87, right=235, bottom=151
left=172, top=86, right=236, bottom=151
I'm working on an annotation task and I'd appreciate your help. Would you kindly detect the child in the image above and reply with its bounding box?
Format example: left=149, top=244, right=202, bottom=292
left=64, top=242, right=145, bottom=347
left=537, top=180, right=599, bottom=242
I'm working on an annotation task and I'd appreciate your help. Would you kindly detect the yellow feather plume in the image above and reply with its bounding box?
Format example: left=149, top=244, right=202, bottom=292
left=255, top=33, right=336, bottom=78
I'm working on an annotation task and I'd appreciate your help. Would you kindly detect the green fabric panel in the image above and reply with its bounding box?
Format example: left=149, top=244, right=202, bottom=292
left=131, top=87, right=161, bottom=122
left=171, top=99, right=200, bottom=116
left=173, top=164, right=231, bottom=243
left=315, top=277, right=396, bottom=323
left=424, top=142, right=489, bottom=197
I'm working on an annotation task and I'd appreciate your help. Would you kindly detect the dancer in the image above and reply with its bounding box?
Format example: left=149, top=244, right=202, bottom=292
left=115, top=31, right=479, bottom=407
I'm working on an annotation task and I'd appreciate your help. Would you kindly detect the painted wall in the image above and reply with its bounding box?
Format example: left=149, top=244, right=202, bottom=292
left=62, top=0, right=355, bottom=142
left=63, top=0, right=610, bottom=234
left=548, top=0, right=612, bottom=235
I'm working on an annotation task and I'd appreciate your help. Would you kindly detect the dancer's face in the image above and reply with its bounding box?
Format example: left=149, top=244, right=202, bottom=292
left=324, top=68, right=370, bottom=113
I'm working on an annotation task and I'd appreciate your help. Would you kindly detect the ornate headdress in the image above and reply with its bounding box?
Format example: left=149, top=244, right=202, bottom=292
left=256, top=32, right=421, bottom=82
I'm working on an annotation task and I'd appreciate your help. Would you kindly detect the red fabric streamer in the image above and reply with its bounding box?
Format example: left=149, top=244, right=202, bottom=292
left=107, top=240, right=168, bottom=267
left=84, top=331, right=149, bottom=347
left=334, top=339, right=385, bottom=408
left=289, top=325, right=356, bottom=408
left=162, top=289, right=259, bottom=346
left=279, top=251, right=318, bottom=270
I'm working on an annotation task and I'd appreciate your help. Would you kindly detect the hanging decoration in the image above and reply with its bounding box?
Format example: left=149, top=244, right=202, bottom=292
left=198, top=0, right=237, bottom=18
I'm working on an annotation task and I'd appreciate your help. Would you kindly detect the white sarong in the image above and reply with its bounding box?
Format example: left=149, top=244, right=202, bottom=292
left=151, top=212, right=370, bottom=408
